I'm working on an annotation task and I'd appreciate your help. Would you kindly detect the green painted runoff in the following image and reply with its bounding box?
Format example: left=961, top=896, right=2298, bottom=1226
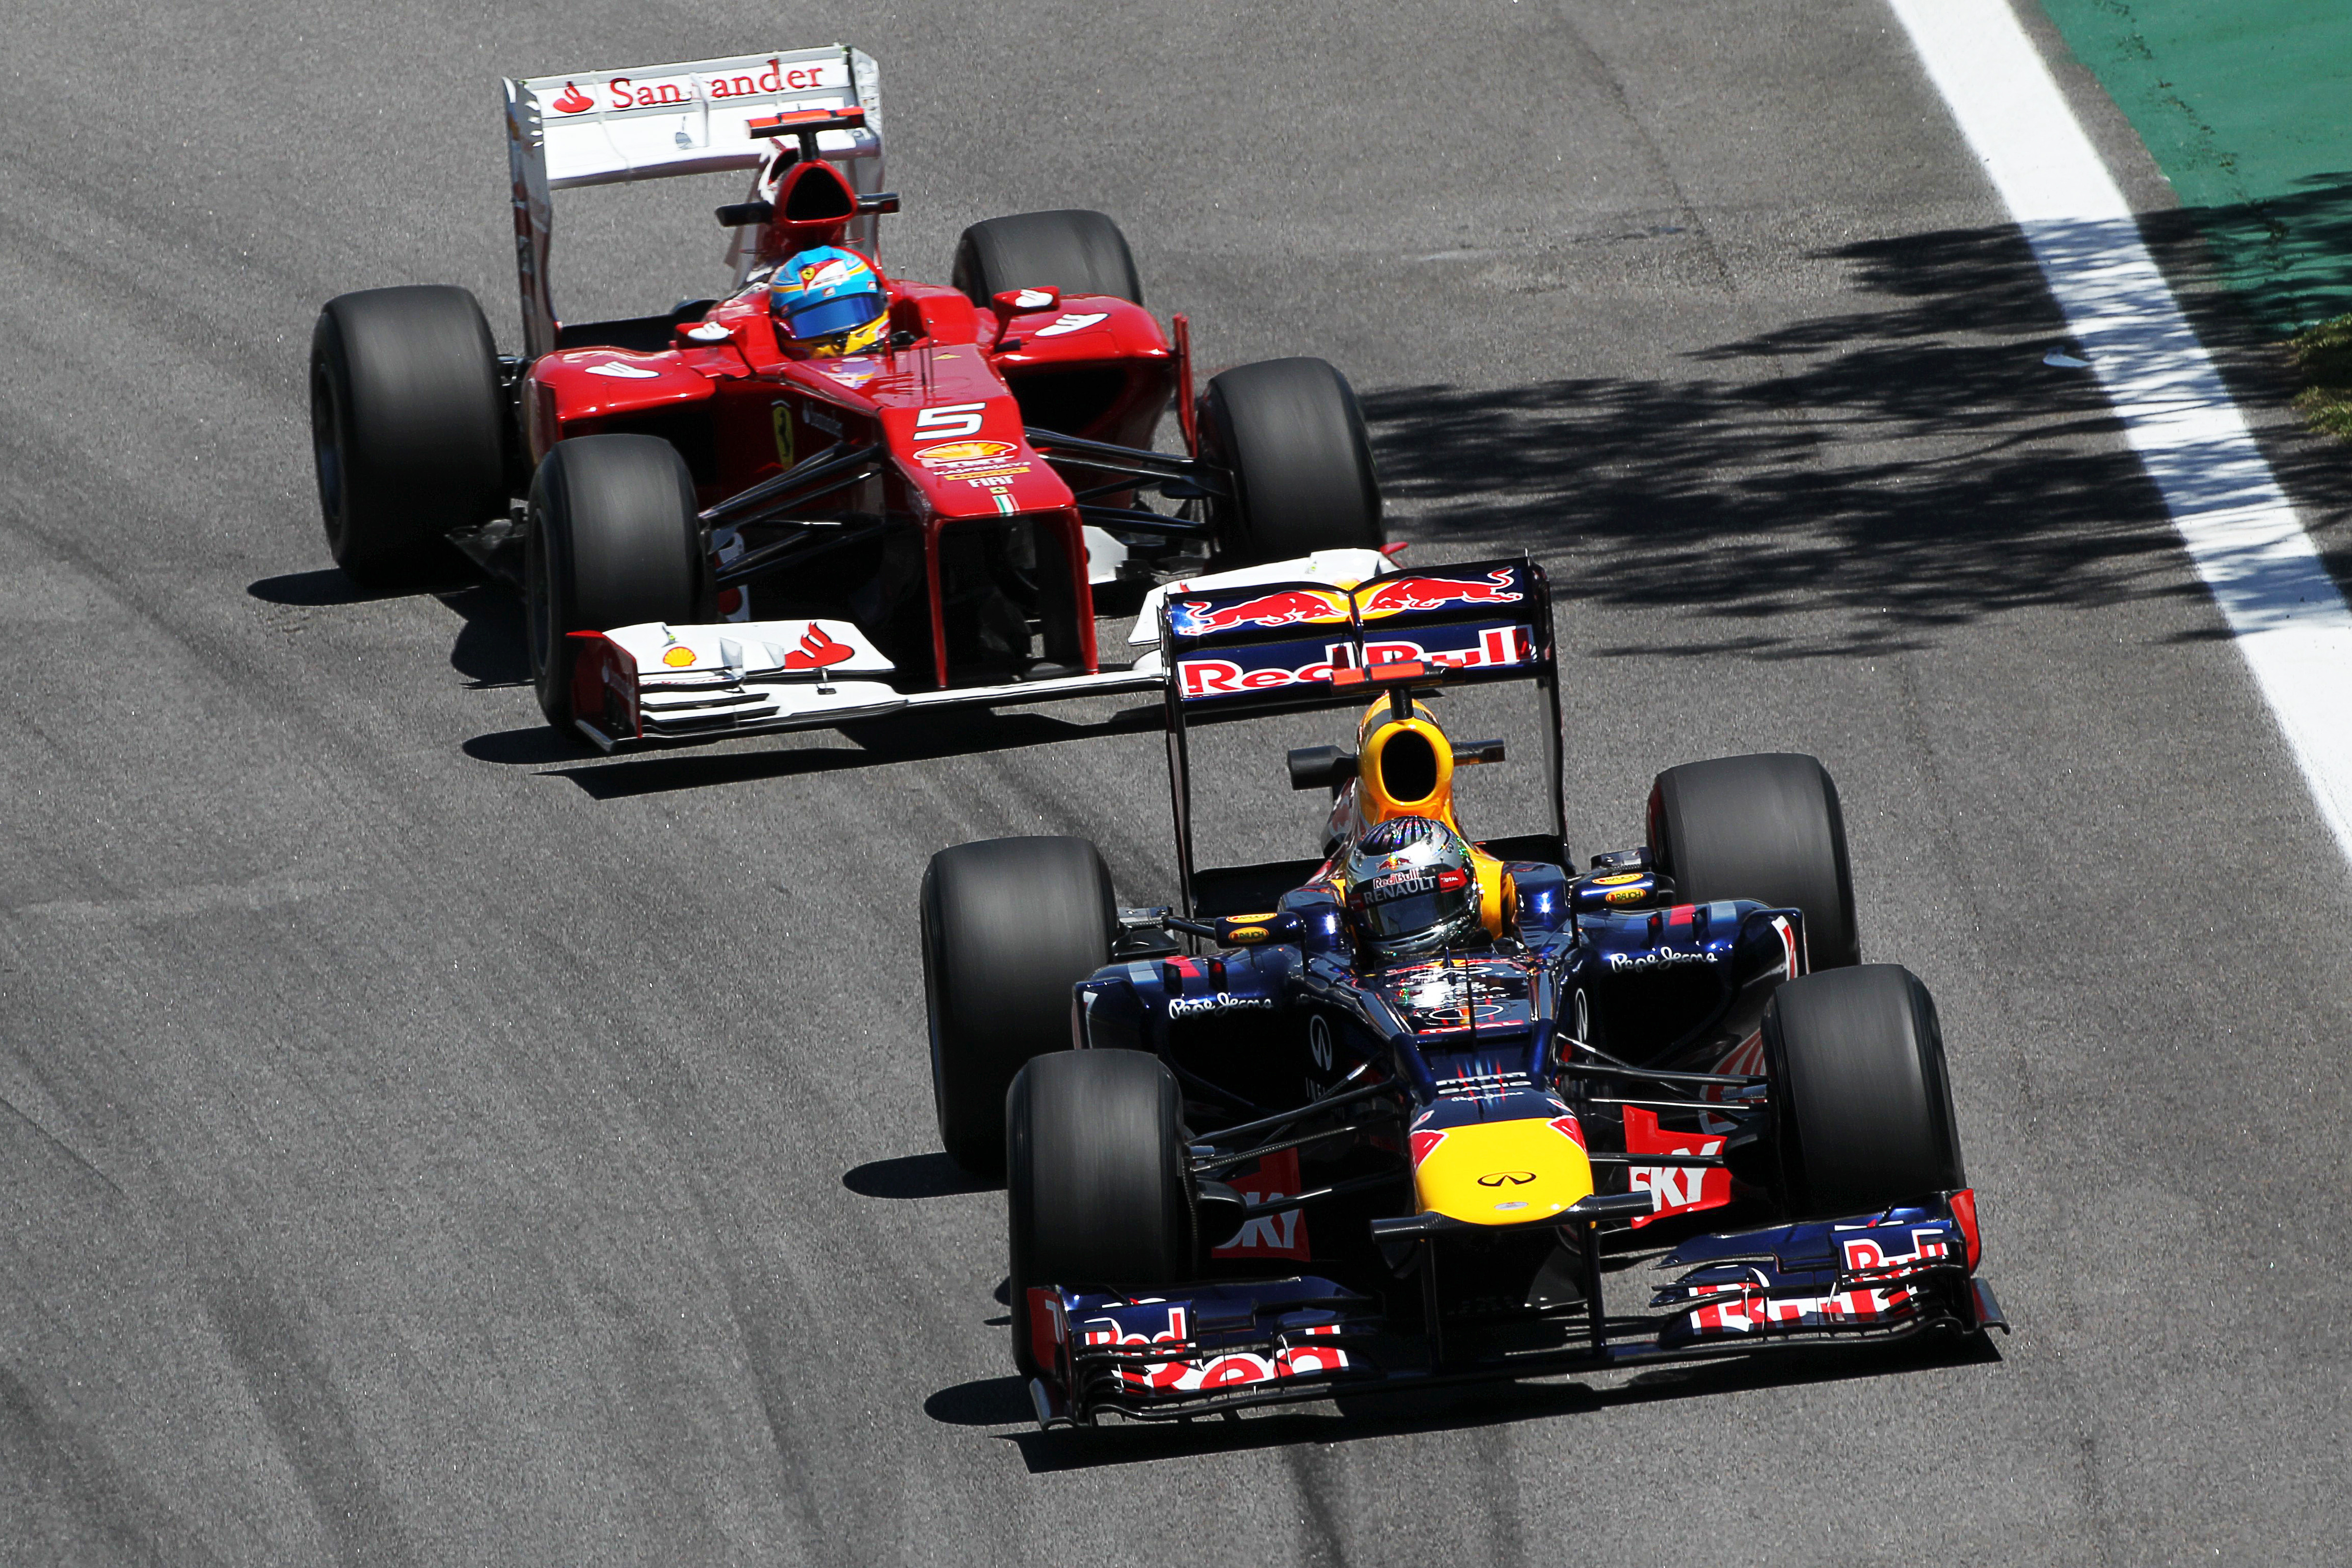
left=2036, top=0, right=2352, bottom=333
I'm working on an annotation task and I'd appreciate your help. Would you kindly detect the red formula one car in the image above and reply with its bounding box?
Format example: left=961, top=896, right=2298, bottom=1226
left=307, top=46, right=1387, bottom=747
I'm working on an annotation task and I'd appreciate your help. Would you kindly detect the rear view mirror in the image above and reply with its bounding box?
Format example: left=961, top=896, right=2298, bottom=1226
left=1287, top=745, right=1358, bottom=792
left=1214, top=912, right=1303, bottom=946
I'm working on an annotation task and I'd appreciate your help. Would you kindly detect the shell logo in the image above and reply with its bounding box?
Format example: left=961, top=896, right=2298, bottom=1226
left=914, top=440, right=1017, bottom=468
left=662, top=646, right=698, bottom=668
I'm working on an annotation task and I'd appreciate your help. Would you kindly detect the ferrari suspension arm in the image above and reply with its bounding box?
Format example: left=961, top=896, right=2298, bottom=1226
left=1075, top=504, right=1215, bottom=538
left=714, top=518, right=893, bottom=588
left=699, top=442, right=880, bottom=529
left=1021, top=427, right=1233, bottom=497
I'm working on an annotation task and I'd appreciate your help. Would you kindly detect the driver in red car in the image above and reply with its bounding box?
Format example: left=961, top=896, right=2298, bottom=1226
left=768, top=245, right=889, bottom=358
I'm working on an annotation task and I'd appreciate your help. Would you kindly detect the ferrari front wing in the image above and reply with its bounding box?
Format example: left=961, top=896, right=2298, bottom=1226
left=564, top=618, right=1164, bottom=750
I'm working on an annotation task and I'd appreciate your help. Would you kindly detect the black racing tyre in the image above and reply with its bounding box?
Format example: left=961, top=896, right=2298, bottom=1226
left=922, top=836, right=1116, bottom=1178
left=951, top=209, right=1144, bottom=306
left=524, top=435, right=704, bottom=729
left=1005, top=1048, right=1190, bottom=1376
left=1198, top=358, right=1385, bottom=565
left=309, top=285, right=508, bottom=588
left=1647, top=752, right=1860, bottom=969
left=1762, top=965, right=1965, bottom=1220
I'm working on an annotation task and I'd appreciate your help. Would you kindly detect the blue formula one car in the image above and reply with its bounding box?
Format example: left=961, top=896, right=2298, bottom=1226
left=919, top=557, right=2005, bottom=1428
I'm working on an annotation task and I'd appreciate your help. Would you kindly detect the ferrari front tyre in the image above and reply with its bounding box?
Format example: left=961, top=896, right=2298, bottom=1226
left=309, top=285, right=508, bottom=588
left=922, top=835, right=1115, bottom=1177
left=1762, top=964, right=1966, bottom=1220
left=525, top=435, right=704, bottom=729
left=951, top=209, right=1145, bottom=306
left=1005, top=1048, right=1190, bottom=1376
left=1646, top=752, right=1860, bottom=969
left=1199, top=358, right=1385, bottom=566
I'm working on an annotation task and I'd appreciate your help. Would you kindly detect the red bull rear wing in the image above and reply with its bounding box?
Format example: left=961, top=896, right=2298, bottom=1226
left=1156, top=554, right=1568, bottom=917
left=1160, top=557, right=1553, bottom=712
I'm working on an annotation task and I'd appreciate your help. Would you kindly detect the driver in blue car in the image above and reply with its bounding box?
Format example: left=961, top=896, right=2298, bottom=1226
left=1340, top=815, right=1488, bottom=960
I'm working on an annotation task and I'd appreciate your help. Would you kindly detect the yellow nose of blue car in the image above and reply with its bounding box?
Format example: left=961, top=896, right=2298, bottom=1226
left=1411, top=1113, right=1596, bottom=1225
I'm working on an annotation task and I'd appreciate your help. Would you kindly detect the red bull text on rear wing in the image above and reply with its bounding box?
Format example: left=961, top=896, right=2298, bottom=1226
left=1160, top=557, right=1554, bottom=710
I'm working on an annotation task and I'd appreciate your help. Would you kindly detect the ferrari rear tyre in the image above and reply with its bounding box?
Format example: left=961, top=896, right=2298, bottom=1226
left=1005, top=1048, right=1190, bottom=1375
left=922, top=836, right=1116, bottom=1178
left=309, top=285, right=509, bottom=588
left=525, top=435, right=704, bottom=729
left=1763, top=965, right=1965, bottom=1220
left=951, top=209, right=1145, bottom=306
left=1199, top=358, right=1385, bottom=566
left=1647, top=752, right=1860, bottom=969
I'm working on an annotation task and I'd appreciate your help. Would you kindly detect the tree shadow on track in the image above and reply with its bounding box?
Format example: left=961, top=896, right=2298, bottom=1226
left=927, top=1334, right=2002, bottom=1470
left=478, top=704, right=1163, bottom=799
left=1361, top=218, right=2348, bottom=661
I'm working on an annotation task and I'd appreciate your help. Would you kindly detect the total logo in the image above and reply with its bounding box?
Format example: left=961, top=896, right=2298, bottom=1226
left=1178, top=626, right=1531, bottom=699
left=548, top=58, right=840, bottom=116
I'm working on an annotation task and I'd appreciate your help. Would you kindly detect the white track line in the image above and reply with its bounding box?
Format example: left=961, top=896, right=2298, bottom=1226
left=1889, top=0, right=2352, bottom=868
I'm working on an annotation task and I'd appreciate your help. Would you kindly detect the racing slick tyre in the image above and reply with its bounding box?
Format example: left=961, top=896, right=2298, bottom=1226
left=1647, top=752, right=1861, bottom=969
left=1762, top=964, right=1966, bottom=1221
left=525, top=435, right=704, bottom=730
left=309, top=285, right=508, bottom=589
left=1198, top=358, right=1386, bottom=566
left=950, top=209, right=1145, bottom=306
left=1005, top=1048, right=1190, bottom=1376
left=922, top=836, right=1116, bottom=1178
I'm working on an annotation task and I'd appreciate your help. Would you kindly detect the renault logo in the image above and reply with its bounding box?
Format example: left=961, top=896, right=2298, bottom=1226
left=1477, top=1171, right=1537, bottom=1187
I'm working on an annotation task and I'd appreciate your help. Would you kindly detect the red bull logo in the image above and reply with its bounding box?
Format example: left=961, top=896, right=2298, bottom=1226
left=1176, top=625, right=1531, bottom=699
left=1354, top=570, right=1523, bottom=620
left=1169, top=571, right=1524, bottom=640
left=1167, top=587, right=1352, bottom=637
left=1079, top=1305, right=1349, bottom=1391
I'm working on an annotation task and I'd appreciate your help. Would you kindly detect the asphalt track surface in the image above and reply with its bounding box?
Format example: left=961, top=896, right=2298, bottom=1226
left=5, top=3, right=2351, bottom=1564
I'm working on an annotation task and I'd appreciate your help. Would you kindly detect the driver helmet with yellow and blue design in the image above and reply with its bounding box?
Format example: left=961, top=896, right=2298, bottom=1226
left=769, top=246, right=887, bottom=358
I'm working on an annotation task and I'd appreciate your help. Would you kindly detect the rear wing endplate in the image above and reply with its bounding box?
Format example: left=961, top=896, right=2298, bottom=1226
left=1157, top=555, right=1569, bottom=914
left=504, top=47, right=883, bottom=358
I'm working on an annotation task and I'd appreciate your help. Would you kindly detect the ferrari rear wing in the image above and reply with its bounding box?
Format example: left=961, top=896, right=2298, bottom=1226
left=503, top=46, right=884, bottom=357
left=1158, top=554, right=1568, bottom=915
